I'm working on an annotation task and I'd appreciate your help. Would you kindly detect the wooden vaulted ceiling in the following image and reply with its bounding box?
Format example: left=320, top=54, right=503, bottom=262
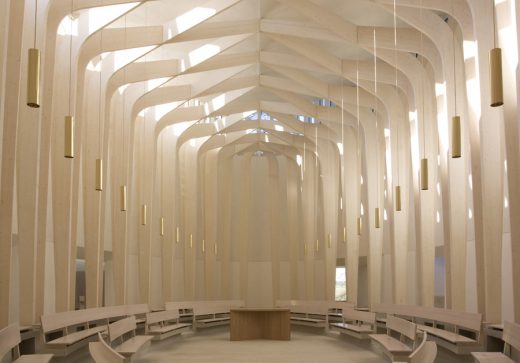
left=86, top=0, right=416, bottom=159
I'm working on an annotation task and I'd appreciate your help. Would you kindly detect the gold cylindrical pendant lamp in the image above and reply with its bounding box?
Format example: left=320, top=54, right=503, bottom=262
left=490, top=48, right=503, bottom=107
left=120, top=185, right=127, bottom=211
left=176, top=227, right=179, bottom=243
left=190, top=234, right=193, bottom=248
left=452, top=116, right=461, bottom=158
left=420, top=158, right=429, bottom=190
left=27, top=48, right=41, bottom=108
left=141, top=204, right=147, bottom=225
left=214, top=243, right=217, bottom=256
left=95, top=158, right=103, bottom=191
left=357, top=217, right=362, bottom=236
left=315, top=239, right=319, bottom=252
left=160, top=217, right=164, bottom=236
left=327, top=233, right=331, bottom=248
left=65, top=116, right=74, bottom=158
left=304, top=243, right=308, bottom=256
left=375, top=207, right=381, bottom=228
left=395, top=185, right=402, bottom=211
left=202, top=239, right=205, bottom=253
left=343, top=227, right=346, bottom=243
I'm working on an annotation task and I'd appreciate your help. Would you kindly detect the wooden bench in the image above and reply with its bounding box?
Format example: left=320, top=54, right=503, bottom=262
left=0, top=324, right=53, bottom=363
left=193, top=306, right=231, bottom=329
left=373, top=303, right=483, bottom=354
left=326, top=301, right=355, bottom=323
left=89, top=332, right=125, bottom=363
left=145, top=310, right=192, bottom=341
left=107, top=316, right=153, bottom=359
left=289, top=305, right=328, bottom=328
left=165, top=300, right=244, bottom=325
left=330, top=307, right=376, bottom=339
left=394, top=332, right=437, bottom=363
left=40, top=304, right=150, bottom=356
left=370, top=315, right=417, bottom=361
left=472, top=321, right=520, bottom=363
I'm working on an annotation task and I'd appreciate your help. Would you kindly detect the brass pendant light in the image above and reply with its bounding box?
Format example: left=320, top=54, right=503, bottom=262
left=343, top=226, right=346, bottom=243
left=490, top=2, right=503, bottom=107
left=141, top=204, right=147, bottom=225
left=202, top=239, right=205, bottom=253
left=375, top=207, right=381, bottom=229
left=27, top=49, right=40, bottom=108
left=328, top=233, right=331, bottom=248
left=421, top=158, right=429, bottom=190
left=160, top=217, right=164, bottom=236
left=214, top=243, right=218, bottom=256
left=357, top=217, right=362, bottom=236
left=95, top=158, right=103, bottom=191
left=395, top=185, right=402, bottom=211
left=120, top=185, right=127, bottom=211
left=65, top=116, right=74, bottom=158
left=304, top=243, right=308, bottom=257
left=452, top=116, right=461, bottom=158
left=315, top=239, right=319, bottom=253
left=176, top=227, right=180, bottom=243
left=190, top=234, right=193, bottom=248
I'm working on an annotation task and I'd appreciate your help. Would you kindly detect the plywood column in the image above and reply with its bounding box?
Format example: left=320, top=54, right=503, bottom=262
left=218, top=151, right=233, bottom=299
left=302, top=147, right=316, bottom=300
left=344, top=128, right=360, bottom=306
left=238, top=154, right=251, bottom=302
left=0, top=0, right=24, bottom=327
left=268, top=156, right=281, bottom=305
left=204, top=150, right=219, bottom=299
left=286, top=158, right=300, bottom=299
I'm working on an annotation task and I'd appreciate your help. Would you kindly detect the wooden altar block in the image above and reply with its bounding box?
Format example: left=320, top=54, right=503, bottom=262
left=230, top=308, right=291, bottom=341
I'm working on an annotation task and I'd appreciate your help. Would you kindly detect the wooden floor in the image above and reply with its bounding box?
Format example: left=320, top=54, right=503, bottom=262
left=50, top=327, right=473, bottom=363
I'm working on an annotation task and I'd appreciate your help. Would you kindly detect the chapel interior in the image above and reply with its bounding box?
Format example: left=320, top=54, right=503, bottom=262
left=0, top=0, right=519, bottom=362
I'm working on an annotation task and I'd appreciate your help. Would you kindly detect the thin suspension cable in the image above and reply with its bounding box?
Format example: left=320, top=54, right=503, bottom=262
left=420, top=0, right=426, bottom=159
left=393, top=0, right=400, bottom=184
left=123, top=14, right=127, bottom=181
left=492, top=0, right=497, bottom=48
left=34, top=0, right=38, bottom=48
left=99, top=11, right=103, bottom=157
left=374, top=29, right=379, bottom=206
left=356, top=60, right=361, bottom=215
left=68, top=0, right=74, bottom=114
left=451, top=0, right=457, bottom=115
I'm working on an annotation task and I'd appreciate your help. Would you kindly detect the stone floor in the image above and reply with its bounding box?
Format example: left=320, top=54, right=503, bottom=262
left=51, top=326, right=472, bottom=363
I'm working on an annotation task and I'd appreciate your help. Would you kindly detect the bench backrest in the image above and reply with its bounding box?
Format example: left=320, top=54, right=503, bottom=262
left=342, top=308, right=376, bottom=325
left=0, top=324, right=21, bottom=360
left=387, top=315, right=416, bottom=341
left=503, top=321, right=520, bottom=353
left=146, top=310, right=179, bottom=326
left=409, top=333, right=437, bottom=363
left=194, top=305, right=229, bottom=316
left=291, top=304, right=328, bottom=316
left=372, top=303, right=482, bottom=332
left=89, top=333, right=125, bottom=363
left=41, top=304, right=150, bottom=334
left=108, top=316, right=136, bottom=343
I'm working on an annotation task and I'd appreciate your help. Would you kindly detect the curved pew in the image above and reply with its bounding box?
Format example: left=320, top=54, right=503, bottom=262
left=89, top=333, right=125, bottom=363
left=369, top=315, right=417, bottom=362
left=145, top=310, right=192, bottom=340
left=373, top=303, right=483, bottom=354
left=330, top=308, right=376, bottom=339
left=0, top=324, right=53, bottom=363
left=472, top=321, right=520, bottom=363
left=107, top=316, right=153, bottom=358
left=40, top=304, right=149, bottom=356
